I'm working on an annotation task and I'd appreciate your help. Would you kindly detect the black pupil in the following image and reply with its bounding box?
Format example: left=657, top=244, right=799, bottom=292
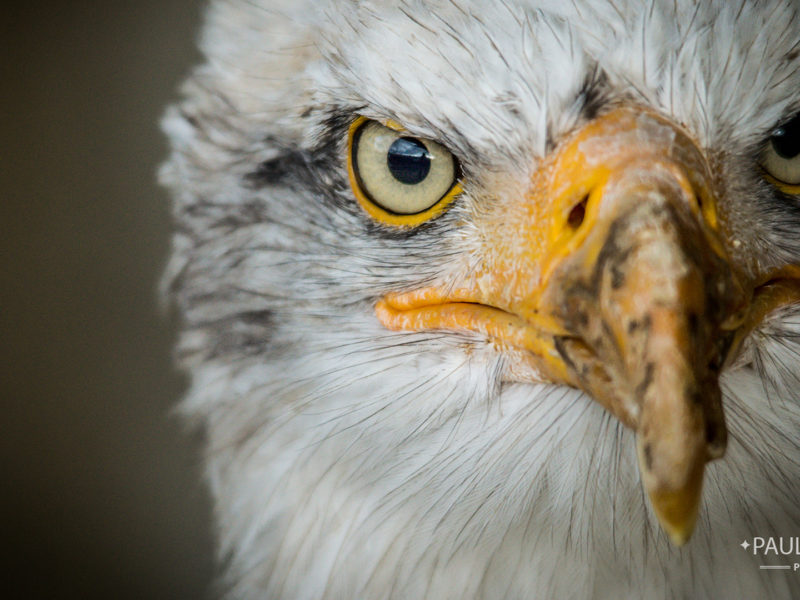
left=771, top=114, right=800, bottom=159
left=387, top=137, right=431, bottom=184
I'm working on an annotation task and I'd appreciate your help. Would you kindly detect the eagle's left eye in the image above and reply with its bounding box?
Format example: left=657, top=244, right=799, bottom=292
left=347, top=117, right=462, bottom=226
left=761, top=113, right=800, bottom=190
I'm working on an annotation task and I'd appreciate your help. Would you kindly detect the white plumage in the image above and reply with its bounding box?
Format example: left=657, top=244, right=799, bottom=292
left=161, top=1, right=800, bottom=598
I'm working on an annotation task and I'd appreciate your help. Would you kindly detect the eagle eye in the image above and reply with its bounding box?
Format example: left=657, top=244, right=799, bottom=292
left=347, top=117, right=461, bottom=226
left=761, top=112, right=800, bottom=189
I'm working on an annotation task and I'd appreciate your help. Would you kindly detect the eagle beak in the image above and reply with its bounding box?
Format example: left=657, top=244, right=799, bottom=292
left=376, top=107, right=756, bottom=545
left=537, top=149, right=738, bottom=545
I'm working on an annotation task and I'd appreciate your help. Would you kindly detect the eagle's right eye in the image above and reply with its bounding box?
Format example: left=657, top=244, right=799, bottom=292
left=347, top=117, right=461, bottom=227
left=761, top=113, right=800, bottom=191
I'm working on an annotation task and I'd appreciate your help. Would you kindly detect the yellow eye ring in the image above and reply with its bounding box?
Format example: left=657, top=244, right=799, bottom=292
left=762, top=171, right=800, bottom=195
left=347, top=116, right=462, bottom=227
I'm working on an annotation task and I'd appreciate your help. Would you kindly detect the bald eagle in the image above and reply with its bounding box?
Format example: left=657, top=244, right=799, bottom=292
left=160, top=1, right=800, bottom=598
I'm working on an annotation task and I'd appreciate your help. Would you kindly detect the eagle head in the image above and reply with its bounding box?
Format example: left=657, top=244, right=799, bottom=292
left=161, top=1, right=800, bottom=597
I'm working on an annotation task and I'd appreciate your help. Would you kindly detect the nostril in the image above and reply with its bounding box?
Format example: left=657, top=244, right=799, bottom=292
left=567, top=195, right=589, bottom=229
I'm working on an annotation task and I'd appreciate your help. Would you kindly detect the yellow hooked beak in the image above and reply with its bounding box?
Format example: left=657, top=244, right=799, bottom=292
left=375, top=106, right=800, bottom=545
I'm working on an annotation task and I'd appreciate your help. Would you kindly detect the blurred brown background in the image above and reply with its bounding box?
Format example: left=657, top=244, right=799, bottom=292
left=2, top=2, right=214, bottom=598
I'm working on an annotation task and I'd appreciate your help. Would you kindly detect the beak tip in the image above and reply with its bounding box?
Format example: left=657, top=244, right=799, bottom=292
left=638, top=441, right=704, bottom=548
left=662, top=521, right=695, bottom=547
left=648, top=488, right=702, bottom=547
